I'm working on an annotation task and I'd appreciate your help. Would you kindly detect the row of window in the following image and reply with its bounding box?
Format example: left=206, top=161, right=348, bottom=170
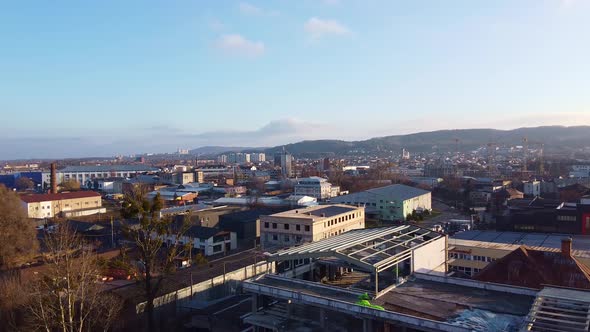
left=268, top=233, right=303, bottom=243
left=449, top=252, right=496, bottom=263
left=264, top=222, right=311, bottom=232
left=325, top=229, right=346, bottom=238
left=343, top=201, right=377, bottom=207
left=449, top=265, right=482, bottom=276
left=557, top=215, right=577, bottom=222
left=283, top=259, right=306, bottom=271
left=325, top=213, right=357, bottom=227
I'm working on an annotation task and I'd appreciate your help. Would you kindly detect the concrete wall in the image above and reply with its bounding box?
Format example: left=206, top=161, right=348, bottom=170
left=136, top=261, right=275, bottom=314
left=412, top=236, right=446, bottom=275
left=401, top=192, right=432, bottom=221
left=414, top=272, right=538, bottom=297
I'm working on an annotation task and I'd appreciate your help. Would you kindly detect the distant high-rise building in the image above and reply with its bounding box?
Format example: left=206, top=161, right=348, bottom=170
left=402, top=148, right=410, bottom=160
left=275, top=148, right=293, bottom=178
left=177, top=148, right=189, bottom=155
left=218, top=155, right=228, bottom=164
left=322, top=157, right=330, bottom=171
left=251, top=153, right=266, bottom=163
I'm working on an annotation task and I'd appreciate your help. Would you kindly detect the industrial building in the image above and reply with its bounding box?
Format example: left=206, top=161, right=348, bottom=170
left=448, top=230, right=590, bottom=276
left=330, top=184, right=431, bottom=221
left=50, top=165, right=159, bottom=188
left=20, top=191, right=104, bottom=219
left=260, top=205, right=365, bottom=250
left=497, top=196, right=590, bottom=234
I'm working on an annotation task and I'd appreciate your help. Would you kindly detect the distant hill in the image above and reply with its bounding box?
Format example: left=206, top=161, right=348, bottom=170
left=264, top=126, right=590, bottom=157
left=189, top=146, right=264, bottom=155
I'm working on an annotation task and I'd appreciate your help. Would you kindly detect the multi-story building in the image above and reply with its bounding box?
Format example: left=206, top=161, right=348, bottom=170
left=50, top=165, right=159, bottom=188
left=523, top=180, right=541, bottom=197
left=193, top=165, right=232, bottom=178
left=228, top=153, right=250, bottom=164
left=160, top=172, right=195, bottom=185
left=294, top=177, right=339, bottom=200
left=274, top=149, right=293, bottom=178
left=570, top=165, right=590, bottom=178
left=163, top=226, right=237, bottom=256
left=260, top=204, right=365, bottom=249
left=250, top=153, right=266, bottom=163
left=20, top=191, right=103, bottom=219
left=496, top=196, right=590, bottom=234
left=330, top=184, right=431, bottom=221
left=217, top=155, right=228, bottom=164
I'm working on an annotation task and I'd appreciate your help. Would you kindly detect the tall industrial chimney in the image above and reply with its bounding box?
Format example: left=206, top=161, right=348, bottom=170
left=50, top=162, right=58, bottom=194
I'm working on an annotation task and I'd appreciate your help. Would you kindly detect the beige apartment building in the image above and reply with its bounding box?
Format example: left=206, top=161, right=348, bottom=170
left=20, top=191, right=103, bottom=219
left=260, top=204, right=365, bottom=250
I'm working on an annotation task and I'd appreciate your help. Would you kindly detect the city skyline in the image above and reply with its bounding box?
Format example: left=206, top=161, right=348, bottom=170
left=1, top=0, right=589, bottom=158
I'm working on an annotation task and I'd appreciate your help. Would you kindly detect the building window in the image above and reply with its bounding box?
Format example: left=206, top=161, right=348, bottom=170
left=284, top=235, right=290, bottom=242
left=272, top=223, right=277, bottom=229
left=296, top=236, right=302, bottom=243
left=305, top=225, right=310, bottom=232
left=272, top=234, right=278, bottom=241
left=264, top=222, right=269, bottom=228
left=284, top=224, right=289, bottom=230
left=213, top=244, right=222, bottom=252
left=296, top=225, right=301, bottom=231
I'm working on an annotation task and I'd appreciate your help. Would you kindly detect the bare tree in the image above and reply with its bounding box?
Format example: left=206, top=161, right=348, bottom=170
left=0, top=184, right=38, bottom=269
left=15, top=177, right=35, bottom=191
left=121, top=186, right=191, bottom=332
left=27, top=225, right=122, bottom=332
left=0, top=274, right=30, bottom=331
left=60, top=180, right=81, bottom=192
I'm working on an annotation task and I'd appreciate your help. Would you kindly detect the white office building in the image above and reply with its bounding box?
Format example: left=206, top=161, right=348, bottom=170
left=294, top=177, right=340, bottom=200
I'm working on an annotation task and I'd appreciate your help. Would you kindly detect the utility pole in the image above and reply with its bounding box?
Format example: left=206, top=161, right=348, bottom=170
left=111, top=216, right=115, bottom=248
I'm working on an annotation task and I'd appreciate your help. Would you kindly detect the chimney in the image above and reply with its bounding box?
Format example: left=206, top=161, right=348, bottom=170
left=50, top=162, right=58, bottom=194
left=561, top=237, right=572, bottom=257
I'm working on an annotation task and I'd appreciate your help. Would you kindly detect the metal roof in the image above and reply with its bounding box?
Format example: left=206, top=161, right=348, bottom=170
left=522, top=287, right=590, bottom=332
left=270, top=225, right=443, bottom=272
left=452, top=230, right=590, bottom=252
left=331, top=184, right=430, bottom=204
left=60, top=165, right=159, bottom=173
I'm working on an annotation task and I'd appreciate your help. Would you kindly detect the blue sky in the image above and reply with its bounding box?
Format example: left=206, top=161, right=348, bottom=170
left=1, top=0, right=589, bottom=158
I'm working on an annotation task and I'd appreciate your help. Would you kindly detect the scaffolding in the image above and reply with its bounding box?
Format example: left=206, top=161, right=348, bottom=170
left=268, top=225, right=444, bottom=297
left=523, top=287, right=590, bottom=332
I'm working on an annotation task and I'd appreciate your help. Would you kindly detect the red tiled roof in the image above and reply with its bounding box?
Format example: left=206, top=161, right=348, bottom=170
left=474, top=245, right=590, bottom=290
left=19, top=191, right=101, bottom=203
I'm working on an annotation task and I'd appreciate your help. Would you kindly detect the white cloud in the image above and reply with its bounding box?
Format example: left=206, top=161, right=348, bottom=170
left=238, top=2, right=279, bottom=16
left=239, top=2, right=262, bottom=15
left=304, top=17, right=351, bottom=39
left=215, top=34, right=265, bottom=57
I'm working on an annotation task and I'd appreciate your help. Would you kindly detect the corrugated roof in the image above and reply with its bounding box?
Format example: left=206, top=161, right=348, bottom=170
left=20, top=191, right=101, bottom=203
left=451, top=231, right=590, bottom=252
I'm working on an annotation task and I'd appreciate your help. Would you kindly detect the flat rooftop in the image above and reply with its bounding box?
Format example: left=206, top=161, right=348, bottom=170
left=245, top=274, right=535, bottom=332
left=451, top=230, right=590, bottom=257
left=267, top=204, right=360, bottom=220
